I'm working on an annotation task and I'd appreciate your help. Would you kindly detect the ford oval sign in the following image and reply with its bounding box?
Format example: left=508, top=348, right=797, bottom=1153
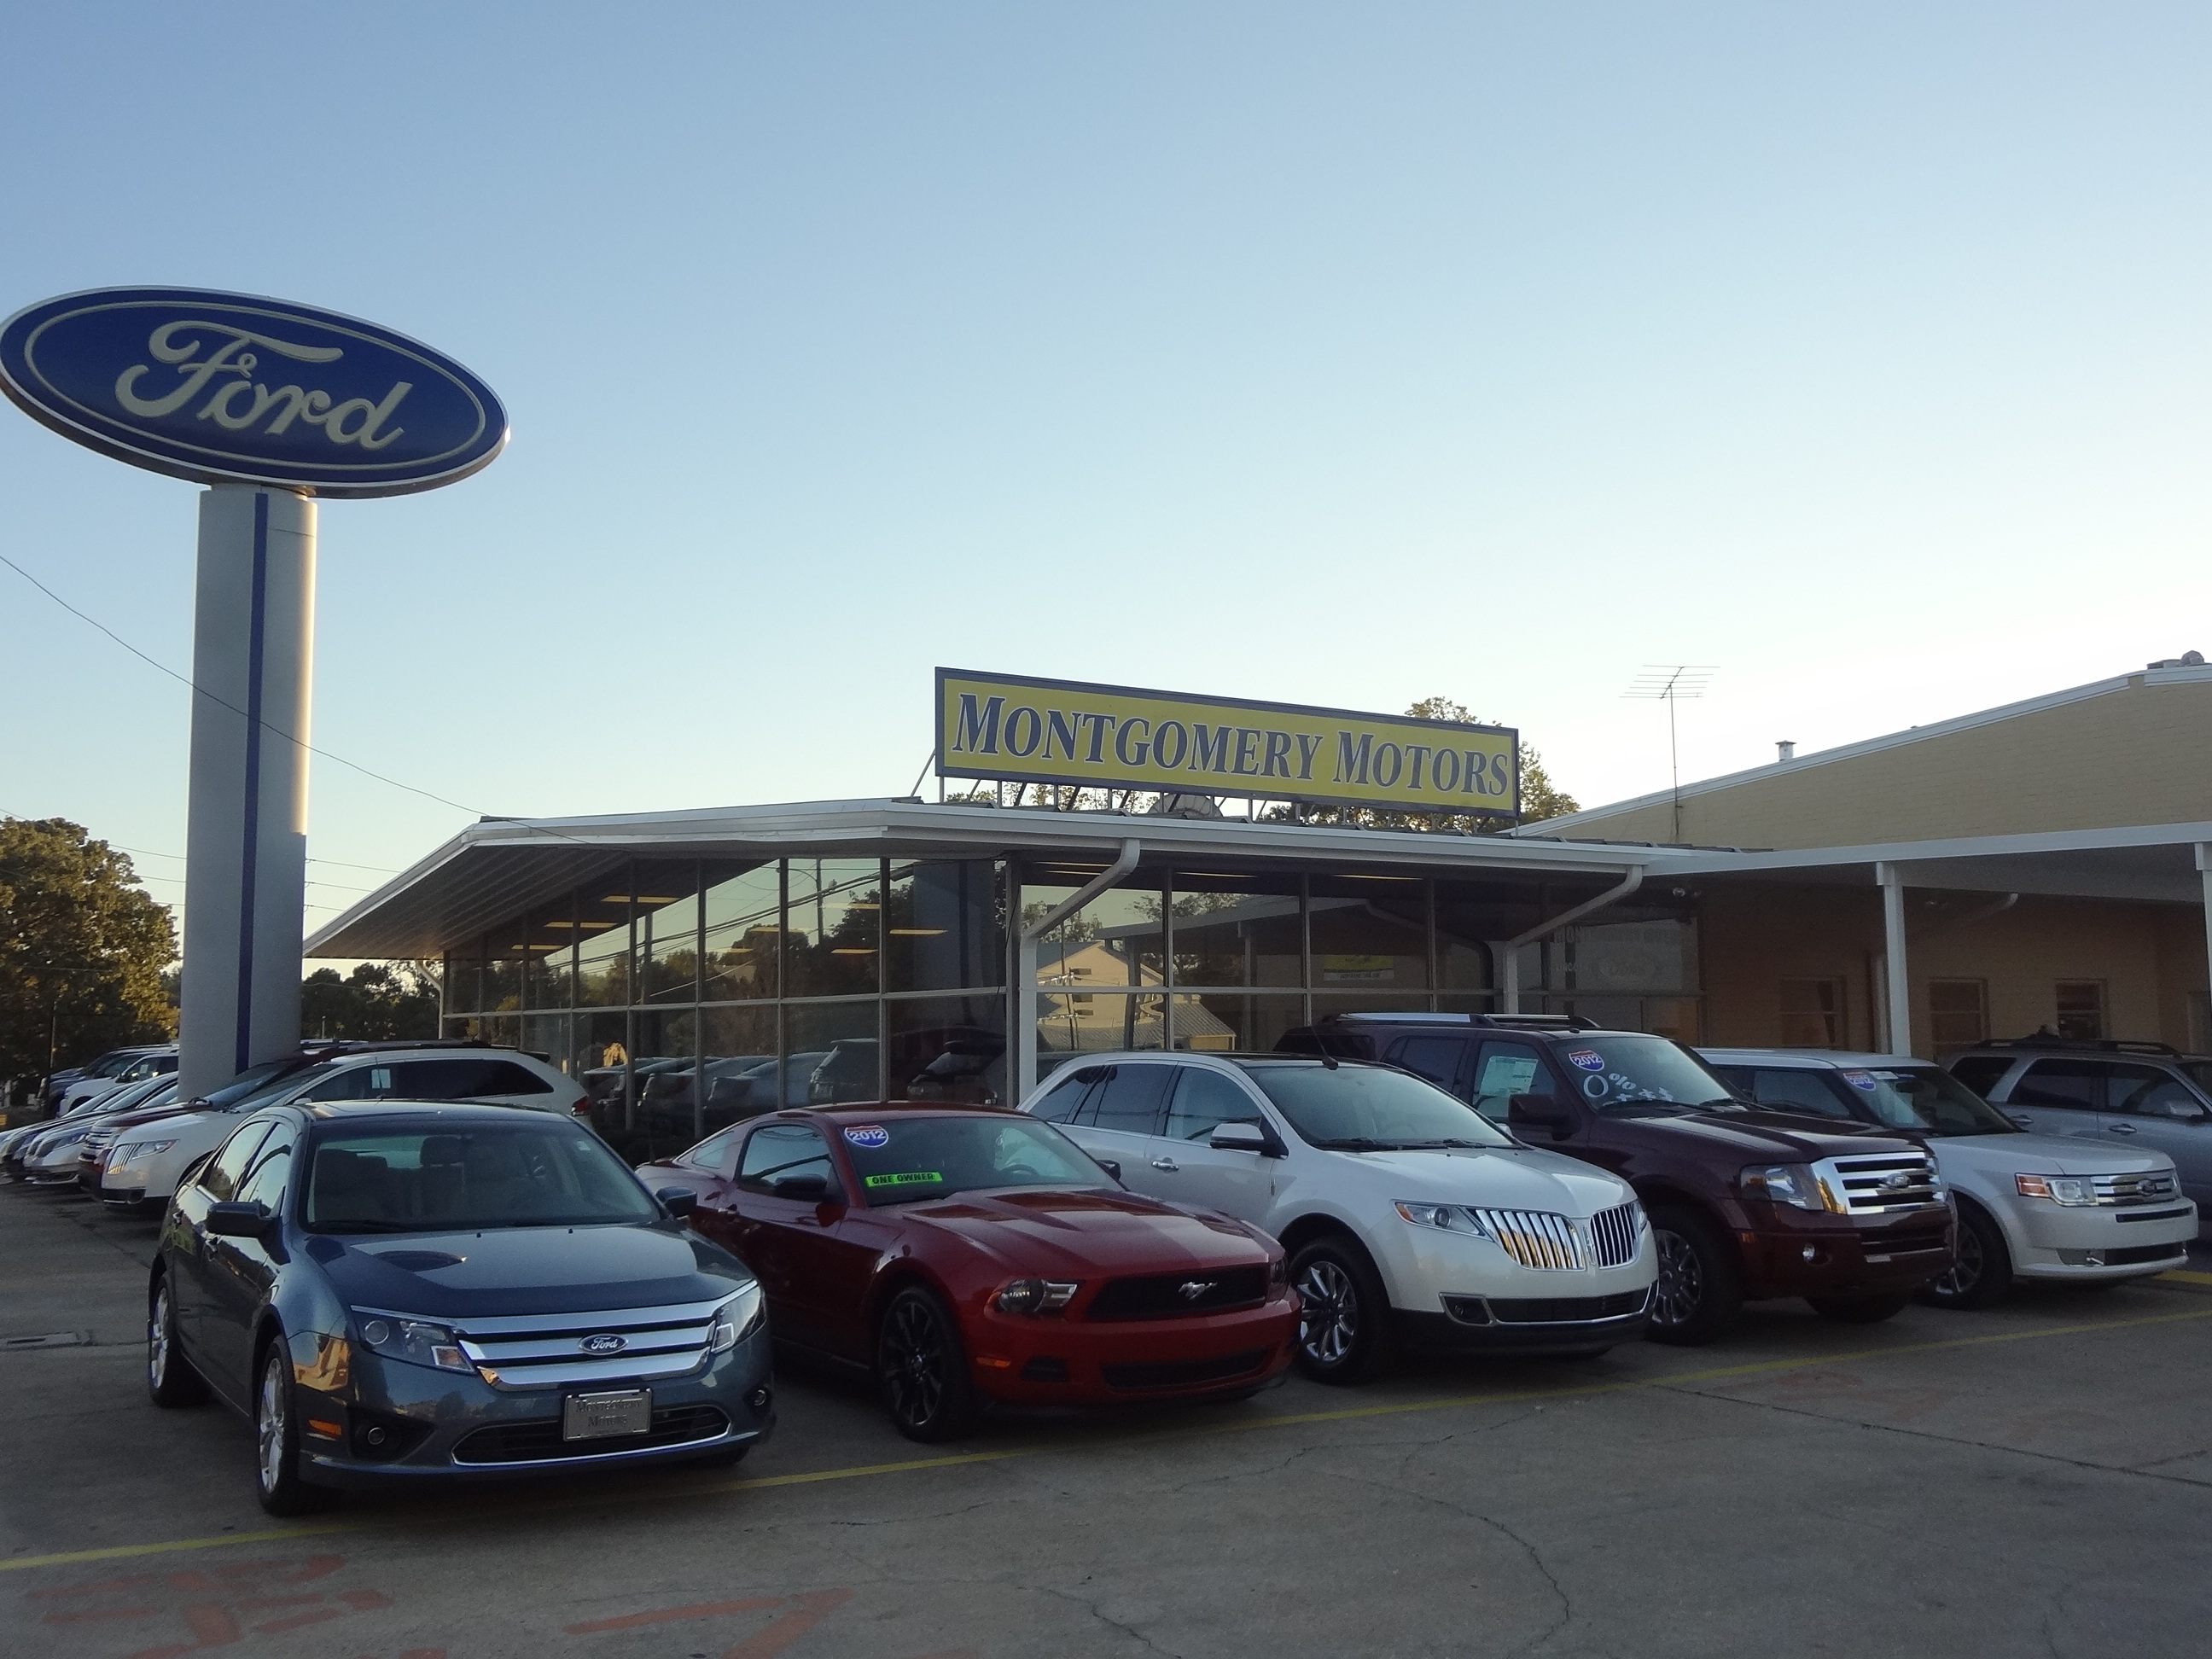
left=0, top=287, right=506, bottom=498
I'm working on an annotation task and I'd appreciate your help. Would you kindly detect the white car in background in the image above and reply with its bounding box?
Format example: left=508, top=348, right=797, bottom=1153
left=59, top=1048, right=177, bottom=1111
left=1024, top=1051, right=1656, bottom=1382
left=1700, top=1049, right=2198, bottom=1307
left=98, top=1047, right=583, bottom=1211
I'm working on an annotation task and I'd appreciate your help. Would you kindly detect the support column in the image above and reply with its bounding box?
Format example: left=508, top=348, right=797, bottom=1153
left=2195, top=845, right=2212, bottom=1046
left=1877, top=860, right=1912, bottom=1057
left=178, top=487, right=317, bottom=1099
left=1016, top=935, right=1039, bottom=1103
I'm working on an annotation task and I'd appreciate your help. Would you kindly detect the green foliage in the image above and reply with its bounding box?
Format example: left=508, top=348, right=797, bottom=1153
left=0, top=817, right=178, bottom=1081
left=1403, top=696, right=1580, bottom=824
left=300, top=961, right=440, bottom=1042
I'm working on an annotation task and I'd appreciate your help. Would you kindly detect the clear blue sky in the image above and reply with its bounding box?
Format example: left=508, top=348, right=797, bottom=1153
left=4, top=4, right=2209, bottom=937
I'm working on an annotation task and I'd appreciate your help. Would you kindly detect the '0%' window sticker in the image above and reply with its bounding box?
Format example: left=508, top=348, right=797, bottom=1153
left=864, top=1170, right=944, bottom=1190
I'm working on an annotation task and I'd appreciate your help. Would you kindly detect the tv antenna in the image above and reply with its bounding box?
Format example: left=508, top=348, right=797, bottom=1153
left=1624, top=665, right=1716, bottom=841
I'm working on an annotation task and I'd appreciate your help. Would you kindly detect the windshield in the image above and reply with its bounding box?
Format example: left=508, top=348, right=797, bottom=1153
left=836, top=1115, right=1107, bottom=1207
left=201, top=1060, right=306, bottom=1111
left=301, top=1122, right=660, bottom=1233
left=1236, top=1062, right=1515, bottom=1150
left=1848, top=1067, right=2019, bottom=1137
left=1555, top=1037, right=1739, bottom=1116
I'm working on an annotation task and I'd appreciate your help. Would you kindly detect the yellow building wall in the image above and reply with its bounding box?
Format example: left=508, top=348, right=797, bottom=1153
left=1561, top=673, right=2212, bottom=849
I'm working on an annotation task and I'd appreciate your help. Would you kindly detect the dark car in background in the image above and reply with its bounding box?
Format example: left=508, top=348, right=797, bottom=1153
left=148, top=1101, right=772, bottom=1514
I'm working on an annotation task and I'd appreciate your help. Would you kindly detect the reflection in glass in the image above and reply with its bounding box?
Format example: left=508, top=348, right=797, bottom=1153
left=699, top=1005, right=777, bottom=1128
left=786, top=859, right=882, bottom=997
left=635, top=861, right=702, bottom=1004
left=886, top=861, right=1005, bottom=992
left=483, top=923, right=526, bottom=1014
left=1036, top=989, right=1167, bottom=1059
left=888, top=995, right=1008, bottom=1105
left=1308, top=874, right=1429, bottom=990
left=628, top=1006, right=701, bottom=1160
left=703, top=862, right=779, bottom=1000
left=523, top=898, right=575, bottom=1010
left=1175, top=992, right=1302, bottom=1054
left=443, top=950, right=482, bottom=1016
left=1168, top=870, right=1301, bottom=987
left=789, top=1001, right=880, bottom=1103
left=575, top=875, right=633, bottom=1008
left=521, top=1013, right=570, bottom=1073
left=1025, top=873, right=1164, bottom=1044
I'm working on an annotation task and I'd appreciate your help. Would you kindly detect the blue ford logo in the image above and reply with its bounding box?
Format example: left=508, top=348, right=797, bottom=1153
left=0, top=287, right=506, bottom=497
left=579, top=1334, right=627, bottom=1356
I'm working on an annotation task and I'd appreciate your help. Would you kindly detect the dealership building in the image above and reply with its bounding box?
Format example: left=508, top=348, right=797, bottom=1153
left=308, top=658, right=2212, bottom=1152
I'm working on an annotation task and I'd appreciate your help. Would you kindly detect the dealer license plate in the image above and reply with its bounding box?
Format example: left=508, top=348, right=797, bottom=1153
left=562, top=1388, right=651, bottom=1441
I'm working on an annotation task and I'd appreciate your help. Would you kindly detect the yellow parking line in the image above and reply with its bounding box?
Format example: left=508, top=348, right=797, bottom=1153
left=7, top=1304, right=2208, bottom=1577
left=2157, top=1268, right=2212, bottom=1287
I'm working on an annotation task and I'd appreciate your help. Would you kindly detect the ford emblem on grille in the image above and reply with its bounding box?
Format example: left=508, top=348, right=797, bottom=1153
left=579, top=1334, right=627, bottom=1355
left=1880, top=1172, right=1917, bottom=1192
left=1177, top=1280, right=1215, bottom=1301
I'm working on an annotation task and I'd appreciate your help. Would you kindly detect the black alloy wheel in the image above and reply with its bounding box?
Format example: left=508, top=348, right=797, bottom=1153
left=146, top=1272, right=207, bottom=1407
left=1289, top=1237, right=1395, bottom=1385
left=253, top=1338, right=326, bottom=1516
left=1645, top=1207, right=1743, bottom=1347
left=1807, top=1292, right=1912, bottom=1324
left=1920, top=1201, right=2013, bottom=1310
left=876, top=1287, right=975, bottom=1443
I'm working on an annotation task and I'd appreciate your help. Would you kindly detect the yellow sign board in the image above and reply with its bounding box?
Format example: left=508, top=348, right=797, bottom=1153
left=935, top=668, right=1519, bottom=817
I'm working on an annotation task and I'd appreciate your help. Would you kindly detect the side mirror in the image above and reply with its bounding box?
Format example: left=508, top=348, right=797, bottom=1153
left=2164, top=1098, right=2212, bottom=1122
left=1096, top=1159, right=1123, bottom=1182
left=1209, top=1121, right=1272, bottom=1155
left=770, top=1173, right=830, bottom=1202
left=205, top=1200, right=273, bottom=1238
left=655, top=1186, right=698, bottom=1218
left=1508, top=1094, right=1577, bottom=1138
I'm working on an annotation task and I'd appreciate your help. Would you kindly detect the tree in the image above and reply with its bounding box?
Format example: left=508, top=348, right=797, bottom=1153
left=0, top=817, right=178, bottom=1086
left=300, top=962, right=440, bottom=1042
left=1403, top=696, right=1580, bottom=824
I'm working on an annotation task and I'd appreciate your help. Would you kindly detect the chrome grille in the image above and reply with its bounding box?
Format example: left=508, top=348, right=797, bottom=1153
left=2093, top=1171, right=2178, bottom=1206
left=1588, top=1202, right=1641, bottom=1268
left=440, top=1299, right=723, bottom=1391
left=1473, top=1209, right=1586, bottom=1271
left=1819, top=1153, right=1945, bottom=1214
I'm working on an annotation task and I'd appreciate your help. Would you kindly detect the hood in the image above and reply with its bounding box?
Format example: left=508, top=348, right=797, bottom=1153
left=1340, top=1145, right=1635, bottom=1215
left=899, top=1188, right=1270, bottom=1279
left=93, top=1101, right=206, bottom=1134
left=305, top=1222, right=754, bottom=1318
left=1933, top=1132, right=2180, bottom=1179
left=1614, top=1108, right=1919, bottom=1161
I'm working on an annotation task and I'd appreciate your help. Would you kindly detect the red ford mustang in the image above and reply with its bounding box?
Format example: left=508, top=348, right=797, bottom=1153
left=639, top=1103, right=1298, bottom=1440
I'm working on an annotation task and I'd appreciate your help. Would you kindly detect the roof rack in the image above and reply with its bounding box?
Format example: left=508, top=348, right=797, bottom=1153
left=1315, top=1012, right=1599, bottom=1033
left=1979, top=1035, right=2180, bottom=1056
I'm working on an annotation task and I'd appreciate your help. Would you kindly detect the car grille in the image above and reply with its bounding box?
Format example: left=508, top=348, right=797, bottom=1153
left=1100, top=1348, right=1270, bottom=1391
left=451, top=1404, right=729, bottom=1464
left=1084, top=1266, right=1268, bottom=1321
left=1473, top=1209, right=1595, bottom=1271
left=1443, top=1289, right=1651, bottom=1326
left=1817, top=1153, right=1946, bottom=1214
left=1587, top=1202, right=1641, bottom=1267
left=445, top=1300, right=724, bottom=1390
left=2094, top=1172, right=2179, bottom=1207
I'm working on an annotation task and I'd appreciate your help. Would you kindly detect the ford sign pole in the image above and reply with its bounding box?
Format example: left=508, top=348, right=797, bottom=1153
left=1, top=288, right=507, bottom=1099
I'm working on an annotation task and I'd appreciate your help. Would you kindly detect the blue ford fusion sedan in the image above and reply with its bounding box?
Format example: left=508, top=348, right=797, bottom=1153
left=149, top=1101, right=772, bottom=1514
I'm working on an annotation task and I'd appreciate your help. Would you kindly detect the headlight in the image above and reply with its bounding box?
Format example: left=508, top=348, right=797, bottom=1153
left=1394, top=1202, right=1496, bottom=1238
left=707, top=1284, right=765, bottom=1352
left=111, top=1139, right=177, bottom=1166
left=353, top=1313, right=473, bottom=1373
left=1268, top=1253, right=1289, bottom=1290
left=994, top=1278, right=1080, bottom=1314
left=1740, top=1164, right=1840, bottom=1213
left=2016, top=1173, right=2094, bottom=1206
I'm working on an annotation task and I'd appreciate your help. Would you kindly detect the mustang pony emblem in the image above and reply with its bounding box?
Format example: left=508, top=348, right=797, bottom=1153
left=1177, top=1280, right=1216, bottom=1301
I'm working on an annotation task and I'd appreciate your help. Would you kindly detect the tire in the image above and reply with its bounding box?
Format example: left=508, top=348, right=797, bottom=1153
left=253, top=1339, right=328, bottom=1516
left=146, top=1272, right=208, bottom=1407
left=1289, top=1236, right=1396, bottom=1385
left=1919, top=1202, right=2012, bottom=1310
left=1807, top=1292, right=1912, bottom=1324
left=1645, top=1208, right=1743, bottom=1347
left=876, top=1287, right=975, bottom=1443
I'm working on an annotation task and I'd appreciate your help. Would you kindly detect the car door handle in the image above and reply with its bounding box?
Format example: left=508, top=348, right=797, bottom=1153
left=2106, top=1123, right=2137, bottom=1135
left=1150, top=1156, right=1179, bottom=1172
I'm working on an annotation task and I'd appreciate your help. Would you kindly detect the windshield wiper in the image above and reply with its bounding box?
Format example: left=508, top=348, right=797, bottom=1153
left=1310, top=1137, right=1400, bottom=1151
left=309, top=1219, right=414, bottom=1233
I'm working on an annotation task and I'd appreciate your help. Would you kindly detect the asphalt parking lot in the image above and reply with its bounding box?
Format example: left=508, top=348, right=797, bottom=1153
left=5, top=1190, right=2211, bottom=1659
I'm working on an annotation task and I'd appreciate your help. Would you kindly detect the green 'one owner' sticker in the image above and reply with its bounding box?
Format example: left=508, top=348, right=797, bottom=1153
left=864, top=1171, right=944, bottom=1189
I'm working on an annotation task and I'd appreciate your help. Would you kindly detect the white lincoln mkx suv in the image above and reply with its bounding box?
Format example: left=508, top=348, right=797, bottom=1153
left=1023, top=1052, right=1656, bottom=1382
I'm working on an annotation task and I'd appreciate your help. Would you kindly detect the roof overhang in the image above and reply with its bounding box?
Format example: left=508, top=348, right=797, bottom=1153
left=306, top=797, right=1686, bottom=959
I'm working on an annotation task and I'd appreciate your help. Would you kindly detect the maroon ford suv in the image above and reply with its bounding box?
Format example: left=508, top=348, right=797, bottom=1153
left=1280, top=1014, right=1955, bottom=1343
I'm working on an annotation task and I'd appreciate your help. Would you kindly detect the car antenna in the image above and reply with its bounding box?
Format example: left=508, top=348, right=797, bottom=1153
left=1318, top=1046, right=1338, bottom=1070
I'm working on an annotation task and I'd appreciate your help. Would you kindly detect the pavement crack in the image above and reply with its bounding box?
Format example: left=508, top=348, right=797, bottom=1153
left=1027, top=1581, right=1186, bottom=1658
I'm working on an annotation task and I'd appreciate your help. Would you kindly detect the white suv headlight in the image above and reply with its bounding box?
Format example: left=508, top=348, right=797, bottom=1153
left=1394, top=1202, right=1495, bottom=1238
left=2016, top=1173, right=2094, bottom=1206
left=110, top=1139, right=178, bottom=1167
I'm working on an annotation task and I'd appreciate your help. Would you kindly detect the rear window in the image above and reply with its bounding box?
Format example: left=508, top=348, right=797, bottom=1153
left=1947, top=1056, right=2014, bottom=1097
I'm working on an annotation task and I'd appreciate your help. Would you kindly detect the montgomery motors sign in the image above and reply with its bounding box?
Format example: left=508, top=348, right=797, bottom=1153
left=0, top=286, right=506, bottom=496
left=937, top=667, right=1521, bottom=818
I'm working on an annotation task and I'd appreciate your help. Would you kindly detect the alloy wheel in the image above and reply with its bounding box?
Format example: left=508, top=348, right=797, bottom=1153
left=1933, top=1222, right=1983, bottom=1300
left=148, top=1284, right=173, bottom=1391
left=1296, top=1258, right=1358, bottom=1367
left=1651, top=1228, right=1704, bottom=1329
left=257, top=1352, right=289, bottom=1497
left=882, top=1299, right=946, bottom=1430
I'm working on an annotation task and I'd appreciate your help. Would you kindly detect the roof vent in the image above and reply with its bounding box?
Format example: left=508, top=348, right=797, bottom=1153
left=2148, top=650, right=2206, bottom=668
left=1775, top=740, right=1796, bottom=762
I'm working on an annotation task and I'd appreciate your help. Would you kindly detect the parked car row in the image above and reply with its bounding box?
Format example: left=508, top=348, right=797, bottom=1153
left=7, top=1018, right=2194, bottom=1525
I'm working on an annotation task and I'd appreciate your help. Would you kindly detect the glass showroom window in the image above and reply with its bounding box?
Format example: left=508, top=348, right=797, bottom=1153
left=635, top=860, right=703, bottom=1004
left=886, top=860, right=1005, bottom=992
left=702, top=861, right=779, bottom=1000
left=576, top=879, right=633, bottom=1008
left=786, top=859, right=882, bottom=998
left=1169, top=870, right=1302, bottom=988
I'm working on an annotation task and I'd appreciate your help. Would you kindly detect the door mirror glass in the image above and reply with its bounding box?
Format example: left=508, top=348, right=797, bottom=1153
left=1095, top=1159, right=1122, bottom=1182
left=204, top=1200, right=271, bottom=1237
left=1208, top=1121, right=1271, bottom=1154
left=1507, top=1093, right=1576, bottom=1138
left=769, top=1173, right=831, bottom=1202
left=655, top=1185, right=698, bottom=1217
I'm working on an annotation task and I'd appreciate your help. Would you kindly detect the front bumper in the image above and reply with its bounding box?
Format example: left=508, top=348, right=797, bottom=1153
left=2009, top=1197, right=2197, bottom=1281
left=1376, top=1218, right=1660, bottom=1354
left=1396, top=1286, right=1654, bottom=1355
left=291, top=1324, right=776, bottom=1488
left=963, top=1292, right=1300, bottom=1406
left=1734, top=1207, right=1953, bottom=1300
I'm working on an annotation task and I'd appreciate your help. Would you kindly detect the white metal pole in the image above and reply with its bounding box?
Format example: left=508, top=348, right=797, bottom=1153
left=178, top=486, right=316, bottom=1098
left=1877, top=861, right=1912, bottom=1057
left=2195, top=845, right=2212, bottom=1047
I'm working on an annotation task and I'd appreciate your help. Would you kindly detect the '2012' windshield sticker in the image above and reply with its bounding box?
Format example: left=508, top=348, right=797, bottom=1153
left=1567, top=1050, right=1605, bottom=1072
left=843, top=1126, right=891, bottom=1148
left=1842, top=1071, right=1878, bottom=1091
left=864, top=1170, right=942, bottom=1189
